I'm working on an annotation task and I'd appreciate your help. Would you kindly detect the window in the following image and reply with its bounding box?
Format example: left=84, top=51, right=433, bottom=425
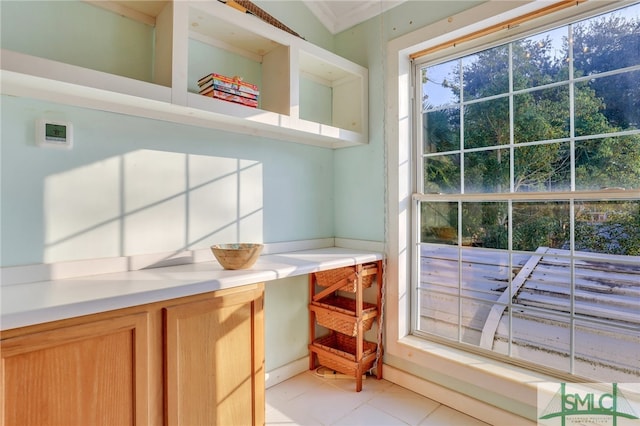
left=413, top=3, right=639, bottom=382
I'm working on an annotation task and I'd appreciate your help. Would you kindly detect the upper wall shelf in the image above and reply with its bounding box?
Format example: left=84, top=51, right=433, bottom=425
left=0, top=0, right=368, bottom=149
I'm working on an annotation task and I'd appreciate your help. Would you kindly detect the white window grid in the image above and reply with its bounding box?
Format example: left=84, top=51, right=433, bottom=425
left=411, top=9, right=640, bottom=378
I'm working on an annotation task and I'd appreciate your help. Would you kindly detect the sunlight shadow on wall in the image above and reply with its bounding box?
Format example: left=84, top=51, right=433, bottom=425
left=43, top=149, right=263, bottom=263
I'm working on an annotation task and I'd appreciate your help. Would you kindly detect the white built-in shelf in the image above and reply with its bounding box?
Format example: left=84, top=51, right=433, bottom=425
left=0, top=0, right=368, bottom=149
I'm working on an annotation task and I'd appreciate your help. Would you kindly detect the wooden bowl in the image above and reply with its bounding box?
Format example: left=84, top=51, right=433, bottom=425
left=210, top=243, right=263, bottom=270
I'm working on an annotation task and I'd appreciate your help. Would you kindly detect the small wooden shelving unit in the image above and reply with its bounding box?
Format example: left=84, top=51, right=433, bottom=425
left=308, top=260, right=383, bottom=392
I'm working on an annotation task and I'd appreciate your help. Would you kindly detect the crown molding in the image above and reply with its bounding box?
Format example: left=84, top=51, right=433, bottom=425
left=304, top=0, right=405, bottom=34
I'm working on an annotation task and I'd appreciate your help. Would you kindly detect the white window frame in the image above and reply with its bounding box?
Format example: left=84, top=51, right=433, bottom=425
left=384, top=1, right=639, bottom=422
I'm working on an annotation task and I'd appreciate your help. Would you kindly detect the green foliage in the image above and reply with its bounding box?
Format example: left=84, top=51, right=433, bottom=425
left=512, top=203, right=570, bottom=251
left=575, top=202, right=640, bottom=255
left=421, top=5, right=640, bottom=255
left=573, top=12, right=640, bottom=129
left=575, top=135, right=640, bottom=190
left=459, top=202, right=508, bottom=249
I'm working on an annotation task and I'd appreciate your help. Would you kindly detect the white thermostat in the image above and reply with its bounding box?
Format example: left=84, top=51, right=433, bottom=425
left=36, top=119, right=73, bottom=149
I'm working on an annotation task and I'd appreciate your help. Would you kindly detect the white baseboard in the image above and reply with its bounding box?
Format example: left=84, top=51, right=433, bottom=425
left=382, top=364, right=536, bottom=426
left=265, top=356, right=310, bottom=389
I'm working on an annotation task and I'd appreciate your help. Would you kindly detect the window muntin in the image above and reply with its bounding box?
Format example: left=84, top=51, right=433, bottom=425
left=414, top=3, right=640, bottom=382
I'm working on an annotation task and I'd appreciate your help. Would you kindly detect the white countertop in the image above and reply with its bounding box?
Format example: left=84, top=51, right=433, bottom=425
left=0, top=247, right=383, bottom=330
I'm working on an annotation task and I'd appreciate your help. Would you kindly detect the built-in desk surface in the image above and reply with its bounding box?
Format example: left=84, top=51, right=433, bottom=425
left=1, top=247, right=383, bottom=330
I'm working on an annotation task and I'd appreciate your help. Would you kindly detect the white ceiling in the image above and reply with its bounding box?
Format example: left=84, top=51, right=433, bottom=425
left=303, top=0, right=406, bottom=34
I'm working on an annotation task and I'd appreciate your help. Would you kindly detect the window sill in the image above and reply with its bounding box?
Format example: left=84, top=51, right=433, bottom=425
left=386, top=335, right=561, bottom=423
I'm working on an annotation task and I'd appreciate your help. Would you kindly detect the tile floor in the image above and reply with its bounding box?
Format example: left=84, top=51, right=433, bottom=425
left=266, top=369, right=491, bottom=425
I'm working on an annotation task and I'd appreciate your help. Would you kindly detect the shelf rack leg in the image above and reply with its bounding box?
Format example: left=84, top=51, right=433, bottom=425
left=308, top=272, right=316, bottom=371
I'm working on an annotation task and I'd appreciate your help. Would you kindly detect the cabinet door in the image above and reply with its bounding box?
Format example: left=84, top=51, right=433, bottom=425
left=0, top=313, right=150, bottom=426
left=164, top=283, right=265, bottom=426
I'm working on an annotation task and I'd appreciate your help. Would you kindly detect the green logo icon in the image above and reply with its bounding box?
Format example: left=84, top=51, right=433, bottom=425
left=539, top=383, right=639, bottom=426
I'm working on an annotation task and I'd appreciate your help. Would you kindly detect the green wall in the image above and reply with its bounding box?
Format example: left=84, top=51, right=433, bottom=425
left=0, top=1, right=339, bottom=267
left=330, top=0, right=482, bottom=243
left=0, top=0, right=488, bottom=378
left=3, top=0, right=449, bottom=265
left=264, top=275, right=310, bottom=371
left=1, top=1, right=155, bottom=82
left=0, top=96, right=335, bottom=265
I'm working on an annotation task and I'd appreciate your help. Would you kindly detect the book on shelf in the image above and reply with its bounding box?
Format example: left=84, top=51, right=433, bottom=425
left=201, top=89, right=259, bottom=108
left=198, top=73, right=259, bottom=96
left=199, top=81, right=259, bottom=100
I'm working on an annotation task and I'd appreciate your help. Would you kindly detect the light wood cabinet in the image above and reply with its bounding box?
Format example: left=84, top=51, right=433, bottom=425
left=164, top=284, right=265, bottom=426
left=0, top=312, right=150, bottom=426
left=0, top=283, right=265, bottom=426
left=0, top=0, right=368, bottom=148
